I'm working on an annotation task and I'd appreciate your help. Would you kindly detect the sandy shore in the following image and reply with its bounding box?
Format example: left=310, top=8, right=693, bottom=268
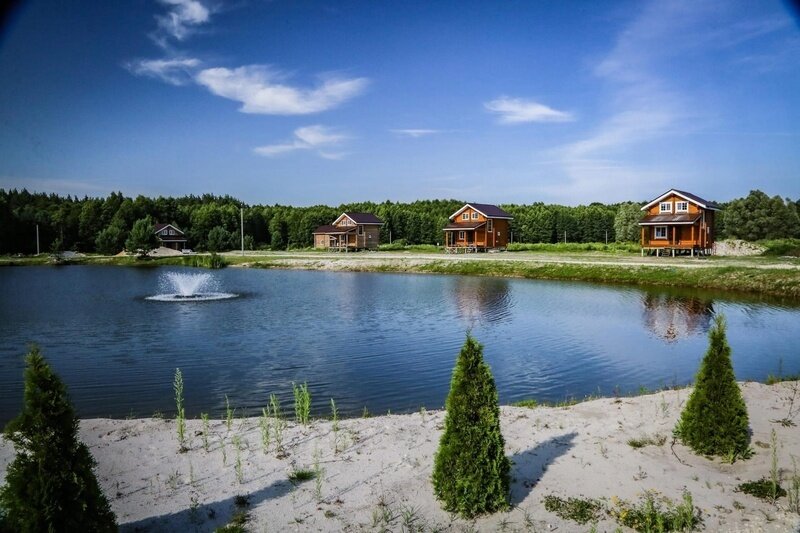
left=2, top=382, right=799, bottom=532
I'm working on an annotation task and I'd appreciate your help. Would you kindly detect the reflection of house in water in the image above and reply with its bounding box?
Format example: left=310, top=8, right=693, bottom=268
left=451, top=277, right=512, bottom=325
left=642, top=293, right=714, bottom=341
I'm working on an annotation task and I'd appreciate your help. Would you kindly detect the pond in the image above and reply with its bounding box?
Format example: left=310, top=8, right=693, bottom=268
left=0, top=265, right=798, bottom=423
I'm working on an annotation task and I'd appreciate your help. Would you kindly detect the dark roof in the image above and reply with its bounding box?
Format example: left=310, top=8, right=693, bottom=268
left=153, top=223, right=185, bottom=235
left=639, top=214, right=702, bottom=225
left=451, top=203, right=513, bottom=220
left=343, top=212, right=384, bottom=224
left=672, top=190, right=721, bottom=210
left=443, top=221, right=487, bottom=231
left=642, top=189, right=721, bottom=211
left=468, top=203, right=513, bottom=218
left=313, top=225, right=356, bottom=234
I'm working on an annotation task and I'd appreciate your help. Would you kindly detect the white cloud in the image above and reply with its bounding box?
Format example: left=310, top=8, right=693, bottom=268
left=254, top=125, right=350, bottom=159
left=484, top=97, right=574, bottom=124
left=126, top=57, right=201, bottom=86
left=195, top=66, right=369, bottom=115
left=153, top=0, right=211, bottom=45
left=390, top=129, right=440, bottom=138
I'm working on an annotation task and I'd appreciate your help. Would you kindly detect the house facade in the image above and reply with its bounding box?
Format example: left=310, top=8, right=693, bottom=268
left=154, top=223, right=188, bottom=250
left=443, top=203, right=513, bottom=252
left=313, top=212, right=384, bottom=251
left=639, top=189, right=720, bottom=256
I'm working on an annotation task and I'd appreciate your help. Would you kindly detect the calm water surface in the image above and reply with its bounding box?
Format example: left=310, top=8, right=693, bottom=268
left=1, top=265, right=798, bottom=423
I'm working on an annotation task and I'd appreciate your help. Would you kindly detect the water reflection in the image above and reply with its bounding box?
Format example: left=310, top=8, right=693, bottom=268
left=642, top=293, right=714, bottom=342
left=451, top=276, right=513, bottom=326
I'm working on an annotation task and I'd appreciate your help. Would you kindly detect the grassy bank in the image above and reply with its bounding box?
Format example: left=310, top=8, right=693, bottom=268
left=248, top=258, right=800, bottom=299
left=0, top=253, right=227, bottom=269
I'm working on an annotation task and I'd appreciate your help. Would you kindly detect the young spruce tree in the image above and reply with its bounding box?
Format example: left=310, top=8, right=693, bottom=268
left=676, top=314, right=750, bottom=458
left=0, top=346, right=117, bottom=532
left=432, top=335, right=510, bottom=518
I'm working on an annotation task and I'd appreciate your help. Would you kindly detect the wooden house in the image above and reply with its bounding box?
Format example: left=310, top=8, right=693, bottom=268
left=313, top=212, right=384, bottom=251
left=443, top=203, right=513, bottom=252
left=639, top=189, right=720, bottom=256
left=154, top=223, right=188, bottom=250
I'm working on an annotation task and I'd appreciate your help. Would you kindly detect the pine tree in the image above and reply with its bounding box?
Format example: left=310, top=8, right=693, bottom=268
left=432, top=335, right=510, bottom=518
left=0, top=346, right=117, bottom=532
left=675, top=315, right=750, bottom=458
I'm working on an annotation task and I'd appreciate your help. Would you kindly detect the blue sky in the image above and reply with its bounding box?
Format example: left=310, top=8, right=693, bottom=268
left=1, top=0, right=799, bottom=205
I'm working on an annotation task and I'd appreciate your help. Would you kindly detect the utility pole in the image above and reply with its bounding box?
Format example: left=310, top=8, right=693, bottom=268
left=240, top=208, right=245, bottom=256
left=605, top=230, right=608, bottom=245
left=36, top=224, right=40, bottom=255
left=564, top=230, right=567, bottom=244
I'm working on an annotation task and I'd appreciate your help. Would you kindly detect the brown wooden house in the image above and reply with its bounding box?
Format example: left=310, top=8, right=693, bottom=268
left=639, top=189, right=720, bottom=256
left=154, top=223, right=188, bottom=250
left=443, top=203, right=513, bottom=252
left=313, top=212, right=384, bottom=251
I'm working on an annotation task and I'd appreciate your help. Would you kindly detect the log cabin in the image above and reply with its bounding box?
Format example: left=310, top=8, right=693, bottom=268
left=153, top=223, right=188, bottom=251
left=639, top=189, right=720, bottom=256
left=313, top=212, right=384, bottom=251
left=443, top=203, right=513, bottom=252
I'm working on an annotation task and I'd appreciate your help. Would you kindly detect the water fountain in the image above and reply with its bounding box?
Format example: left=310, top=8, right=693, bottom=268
left=146, top=272, right=237, bottom=302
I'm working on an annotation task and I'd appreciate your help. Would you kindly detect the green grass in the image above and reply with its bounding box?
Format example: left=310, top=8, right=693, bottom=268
left=508, top=242, right=641, bottom=253
left=287, top=468, right=316, bottom=484
left=760, top=238, right=800, bottom=257
left=628, top=434, right=667, bottom=449
left=611, top=491, right=701, bottom=532
left=736, top=479, right=787, bottom=501
left=543, top=495, right=603, bottom=525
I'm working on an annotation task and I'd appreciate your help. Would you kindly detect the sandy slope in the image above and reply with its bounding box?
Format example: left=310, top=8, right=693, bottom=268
left=1, top=382, right=799, bottom=532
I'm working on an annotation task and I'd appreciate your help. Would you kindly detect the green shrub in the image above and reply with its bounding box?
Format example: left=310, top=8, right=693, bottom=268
left=760, top=238, right=800, bottom=257
left=611, top=491, right=701, bottom=532
left=543, top=495, right=603, bottom=524
left=675, top=314, right=750, bottom=458
left=737, top=478, right=786, bottom=501
left=0, top=346, right=117, bottom=531
left=432, top=335, right=510, bottom=518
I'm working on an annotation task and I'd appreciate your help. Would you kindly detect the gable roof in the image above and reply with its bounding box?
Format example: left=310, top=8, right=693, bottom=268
left=641, top=189, right=721, bottom=211
left=313, top=225, right=357, bottom=235
left=153, top=223, right=184, bottom=235
left=449, top=203, right=513, bottom=221
left=332, top=212, right=384, bottom=225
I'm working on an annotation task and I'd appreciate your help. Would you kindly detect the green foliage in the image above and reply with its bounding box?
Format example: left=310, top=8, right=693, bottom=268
left=760, top=238, right=800, bottom=257
left=511, top=398, right=539, bottom=408
left=207, top=225, right=233, bottom=252
left=675, top=314, right=750, bottom=458
left=293, top=381, right=311, bottom=425
left=723, top=191, right=800, bottom=241
left=736, top=478, right=787, bottom=501
left=0, top=346, right=117, bottom=531
left=627, top=434, right=667, bottom=448
left=432, top=335, right=510, bottom=518
left=174, top=368, right=186, bottom=451
left=287, top=469, right=316, bottom=484
left=614, top=202, right=644, bottom=243
left=543, top=495, right=603, bottom=525
left=610, top=491, right=701, bottom=532
left=125, top=216, right=158, bottom=256
left=506, top=242, right=639, bottom=253
left=95, top=223, right=126, bottom=255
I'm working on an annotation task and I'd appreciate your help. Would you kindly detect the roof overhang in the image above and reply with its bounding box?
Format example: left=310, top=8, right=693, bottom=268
left=312, top=226, right=357, bottom=235
left=449, top=204, right=513, bottom=221
left=443, top=222, right=487, bottom=231
left=331, top=213, right=384, bottom=226
left=638, top=213, right=702, bottom=226
left=641, top=190, right=720, bottom=211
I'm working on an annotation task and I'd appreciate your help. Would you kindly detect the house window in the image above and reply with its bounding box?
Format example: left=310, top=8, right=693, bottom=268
left=659, top=202, right=672, bottom=213
left=458, top=231, right=465, bottom=240
left=675, top=201, right=689, bottom=213
left=472, top=212, right=479, bottom=219
left=462, top=213, right=469, bottom=221
left=654, top=226, right=668, bottom=239
left=358, top=225, right=364, bottom=235
left=169, top=229, right=175, bottom=235
left=487, top=220, right=493, bottom=232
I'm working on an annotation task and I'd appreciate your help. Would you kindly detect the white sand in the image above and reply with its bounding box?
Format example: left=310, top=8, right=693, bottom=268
left=2, top=382, right=799, bottom=532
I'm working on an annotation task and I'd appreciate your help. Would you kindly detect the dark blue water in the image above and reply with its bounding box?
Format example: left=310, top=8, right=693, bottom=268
left=0, top=265, right=798, bottom=423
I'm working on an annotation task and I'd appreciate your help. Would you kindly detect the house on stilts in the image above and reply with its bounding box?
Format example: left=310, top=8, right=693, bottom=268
left=443, top=203, right=513, bottom=253
left=639, top=189, right=720, bottom=256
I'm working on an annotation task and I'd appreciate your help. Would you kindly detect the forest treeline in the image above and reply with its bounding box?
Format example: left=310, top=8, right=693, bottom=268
left=1, top=188, right=798, bottom=254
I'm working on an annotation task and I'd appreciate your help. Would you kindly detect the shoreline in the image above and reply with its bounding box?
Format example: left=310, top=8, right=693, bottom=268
left=2, top=382, right=798, bottom=531
left=2, top=250, right=800, bottom=300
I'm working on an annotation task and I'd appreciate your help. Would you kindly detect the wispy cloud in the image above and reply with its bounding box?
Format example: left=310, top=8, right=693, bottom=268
left=390, top=129, right=441, bottom=138
left=152, top=0, right=211, bottom=47
left=254, top=125, right=350, bottom=159
left=126, top=57, right=201, bottom=85
left=195, top=66, right=369, bottom=115
left=484, top=97, right=574, bottom=124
